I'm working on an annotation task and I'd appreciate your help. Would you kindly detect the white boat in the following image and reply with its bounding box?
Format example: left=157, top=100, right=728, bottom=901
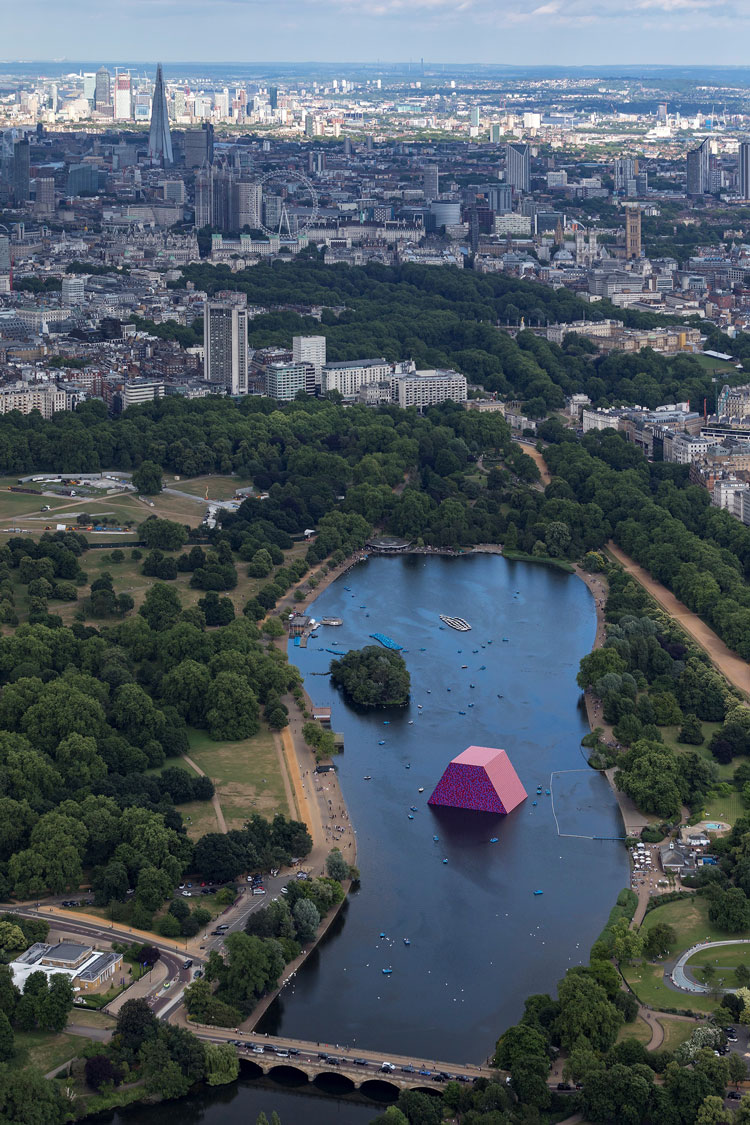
left=439, top=615, right=471, bottom=632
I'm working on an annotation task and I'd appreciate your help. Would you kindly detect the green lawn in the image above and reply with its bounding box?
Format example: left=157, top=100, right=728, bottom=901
left=693, top=353, right=741, bottom=374
left=659, top=1018, right=698, bottom=1052
left=639, top=896, right=738, bottom=954
left=177, top=798, right=221, bottom=841
left=621, top=960, right=717, bottom=1015
left=186, top=725, right=291, bottom=830
left=8, top=1030, right=82, bottom=1074
left=702, top=790, right=744, bottom=827
left=164, top=474, right=254, bottom=500
left=617, top=1016, right=652, bottom=1045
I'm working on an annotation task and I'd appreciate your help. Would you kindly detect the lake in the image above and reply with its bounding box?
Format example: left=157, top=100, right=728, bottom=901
left=258, top=553, right=627, bottom=1061
left=112, top=553, right=627, bottom=1125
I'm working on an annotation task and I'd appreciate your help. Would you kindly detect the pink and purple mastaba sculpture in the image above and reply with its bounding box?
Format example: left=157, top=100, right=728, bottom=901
left=428, top=746, right=527, bottom=815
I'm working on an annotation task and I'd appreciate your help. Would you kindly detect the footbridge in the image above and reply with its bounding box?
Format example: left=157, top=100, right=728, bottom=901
left=192, top=1028, right=496, bottom=1092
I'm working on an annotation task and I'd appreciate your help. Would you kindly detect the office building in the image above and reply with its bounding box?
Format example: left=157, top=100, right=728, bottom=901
left=61, top=276, right=85, bottom=306
left=485, top=183, right=512, bottom=213
left=423, top=164, right=439, bottom=201
left=194, top=165, right=213, bottom=228
left=94, top=67, right=111, bottom=109
left=12, top=138, right=30, bottom=204
left=625, top=204, right=642, bottom=260
left=265, top=362, right=316, bottom=400
left=293, top=335, right=326, bottom=387
left=687, top=139, right=711, bottom=196
left=34, top=176, right=54, bottom=214
left=269, top=86, right=278, bottom=110
left=148, top=64, right=173, bottom=165
left=740, top=143, right=750, bottom=200
left=113, top=73, right=132, bottom=121
left=67, top=163, right=99, bottom=197
left=614, top=157, right=636, bottom=192
left=470, top=107, right=480, bottom=128
left=204, top=292, right=249, bottom=394
left=184, top=123, right=214, bottom=168
left=231, top=178, right=262, bottom=231
left=82, top=73, right=96, bottom=104
left=505, top=143, right=529, bottom=193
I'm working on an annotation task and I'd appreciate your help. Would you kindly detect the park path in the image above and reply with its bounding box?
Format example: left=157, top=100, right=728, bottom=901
left=183, top=754, right=227, bottom=833
left=511, top=438, right=551, bottom=485
left=607, top=542, right=750, bottom=698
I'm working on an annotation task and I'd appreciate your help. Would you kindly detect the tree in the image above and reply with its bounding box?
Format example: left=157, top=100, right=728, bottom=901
left=116, top=997, right=158, bottom=1051
left=139, top=582, right=182, bottom=631
left=678, top=713, right=705, bottom=745
left=708, top=887, right=750, bottom=933
left=695, top=1094, right=732, bottom=1125
left=132, top=461, right=164, bottom=495
left=644, top=922, right=677, bottom=959
left=205, top=673, right=260, bottom=741
left=194, top=833, right=246, bottom=883
left=736, top=963, right=750, bottom=987
left=204, top=1041, right=240, bottom=1086
left=728, top=1052, right=747, bottom=1087
left=395, top=1090, right=442, bottom=1125
left=0, top=922, right=26, bottom=959
left=0, top=1010, right=14, bottom=1062
left=293, top=897, right=320, bottom=942
left=84, top=1053, right=121, bottom=1090
left=325, top=849, right=349, bottom=881
left=329, top=646, right=410, bottom=708
left=139, top=518, right=188, bottom=550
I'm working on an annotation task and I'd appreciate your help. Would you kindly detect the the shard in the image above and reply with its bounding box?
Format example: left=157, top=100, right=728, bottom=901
left=148, top=64, right=173, bottom=165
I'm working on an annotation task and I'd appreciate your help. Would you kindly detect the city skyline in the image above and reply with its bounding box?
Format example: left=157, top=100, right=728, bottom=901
left=3, top=0, right=750, bottom=67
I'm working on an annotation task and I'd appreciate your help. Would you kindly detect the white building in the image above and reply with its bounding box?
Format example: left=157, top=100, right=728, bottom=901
left=293, top=335, right=326, bottom=389
left=204, top=293, right=249, bottom=395
left=394, top=369, right=467, bottom=409
left=61, top=276, right=85, bottom=306
left=666, top=433, right=715, bottom=465
left=322, top=358, right=393, bottom=399
left=10, top=941, right=121, bottom=994
left=713, top=478, right=750, bottom=510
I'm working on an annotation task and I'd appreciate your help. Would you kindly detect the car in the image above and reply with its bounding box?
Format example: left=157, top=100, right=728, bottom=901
left=433, top=1075, right=445, bottom=1082
left=729, top=1091, right=742, bottom=1100
left=281, top=887, right=288, bottom=895
left=353, top=1058, right=368, bottom=1067
left=252, top=1046, right=265, bottom=1054
left=401, top=1065, right=415, bottom=1073
left=438, top=1072, right=451, bottom=1080
left=317, top=1053, right=328, bottom=1060
left=270, top=869, right=279, bottom=877
left=288, top=1048, right=300, bottom=1056
left=252, top=888, right=266, bottom=895
left=194, top=970, right=203, bottom=978
left=456, top=1075, right=470, bottom=1083
left=179, top=884, right=185, bottom=890
left=210, top=929, right=223, bottom=936
left=380, top=1063, right=396, bottom=1073
left=187, top=882, right=193, bottom=888
left=418, top=1068, right=432, bottom=1077
left=181, top=890, right=192, bottom=897
left=217, top=924, right=229, bottom=930
left=296, top=872, right=308, bottom=880
left=183, top=959, right=193, bottom=970
left=557, top=1082, right=573, bottom=1090
left=325, top=1056, right=341, bottom=1066
left=275, top=1049, right=290, bottom=1058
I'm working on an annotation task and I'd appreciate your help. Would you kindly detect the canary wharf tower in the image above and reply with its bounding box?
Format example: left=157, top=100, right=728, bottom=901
left=148, top=64, right=173, bottom=165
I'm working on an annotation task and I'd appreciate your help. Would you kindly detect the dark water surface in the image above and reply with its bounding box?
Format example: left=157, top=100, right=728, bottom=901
left=258, top=554, right=627, bottom=1060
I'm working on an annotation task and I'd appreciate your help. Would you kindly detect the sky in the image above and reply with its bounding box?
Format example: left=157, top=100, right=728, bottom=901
left=3, top=0, right=747, bottom=66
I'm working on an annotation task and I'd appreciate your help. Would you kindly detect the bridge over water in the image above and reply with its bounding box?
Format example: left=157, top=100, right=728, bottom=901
left=192, top=1028, right=497, bottom=1092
